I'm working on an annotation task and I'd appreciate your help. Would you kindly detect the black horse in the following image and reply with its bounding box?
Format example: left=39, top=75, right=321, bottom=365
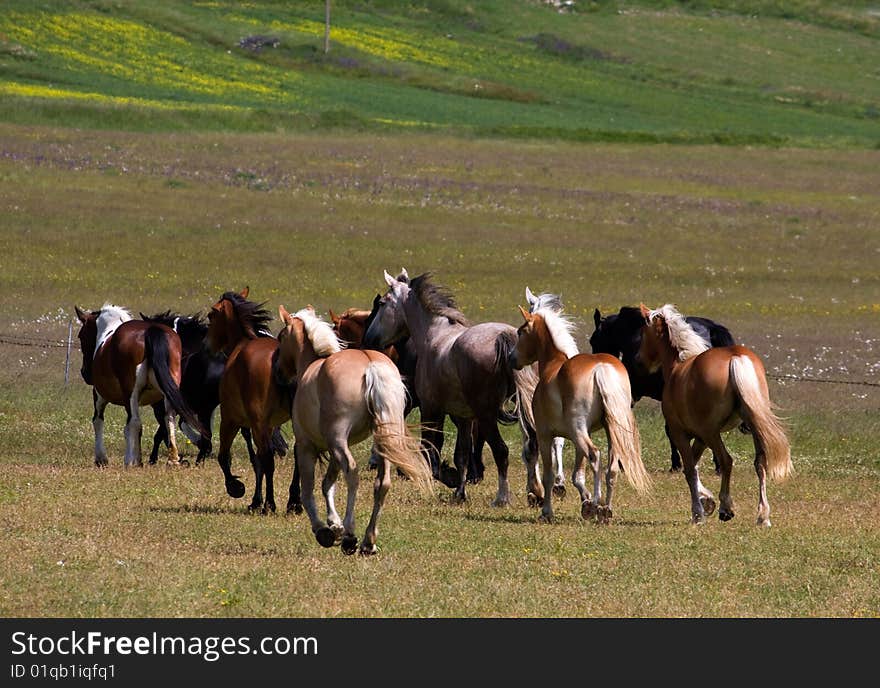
left=590, top=306, right=736, bottom=472
left=142, top=311, right=288, bottom=465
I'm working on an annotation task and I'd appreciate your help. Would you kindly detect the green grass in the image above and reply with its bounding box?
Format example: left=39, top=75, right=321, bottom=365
left=0, top=1, right=878, bottom=145
left=0, top=124, right=878, bottom=617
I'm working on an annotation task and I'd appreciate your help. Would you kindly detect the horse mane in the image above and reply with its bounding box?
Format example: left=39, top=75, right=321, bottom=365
left=410, top=273, right=469, bottom=326
left=528, top=291, right=564, bottom=314
left=534, top=307, right=579, bottom=359
left=294, top=308, right=344, bottom=357
left=339, top=308, right=371, bottom=321
left=650, top=304, right=710, bottom=361
left=219, top=291, right=273, bottom=338
left=141, top=310, right=207, bottom=339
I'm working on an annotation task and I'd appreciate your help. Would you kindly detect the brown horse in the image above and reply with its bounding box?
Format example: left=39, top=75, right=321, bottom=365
left=639, top=304, right=791, bottom=525
left=206, top=288, right=300, bottom=514
left=74, top=304, right=206, bottom=467
left=329, top=307, right=373, bottom=349
left=510, top=304, right=651, bottom=524
left=277, top=305, right=431, bottom=555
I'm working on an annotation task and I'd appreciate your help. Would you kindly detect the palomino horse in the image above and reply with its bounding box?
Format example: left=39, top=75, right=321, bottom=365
left=590, top=305, right=735, bottom=472
left=206, top=288, right=300, bottom=514
left=276, top=306, right=431, bottom=555
left=363, top=270, right=538, bottom=505
left=141, top=310, right=288, bottom=465
left=510, top=303, right=651, bottom=523
left=639, top=304, right=791, bottom=525
left=74, top=304, right=206, bottom=467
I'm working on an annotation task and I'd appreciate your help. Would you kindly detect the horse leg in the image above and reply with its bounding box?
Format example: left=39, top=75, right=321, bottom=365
left=672, top=429, right=707, bottom=524
left=753, top=432, right=772, bottom=527
left=194, top=407, right=214, bottom=464
left=691, top=438, right=716, bottom=517
left=360, top=454, right=391, bottom=556
left=92, top=390, right=109, bottom=467
left=706, top=435, right=735, bottom=522
left=522, top=422, right=543, bottom=508
left=600, top=427, right=619, bottom=524
left=666, top=422, right=682, bottom=472
left=551, top=436, right=566, bottom=498
left=330, top=443, right=360, bottom=555
left=162, top=395, right=182, bottom=467
left=570, top=441, right=591, bottom=518
left=123, top=362, right=148, bottom=467
left=450, top=416, right=473, bottom=502
left=255, top=430, right=276, bottom=514
left=297, top=441, right=335, bottom=547
left=286, top=442, right=303, bottom=514
left=322, top=455, right=343, bottom=538
left=247, top=429, right=266, bottom=513
left=480, top=419, right=510, bottom=507
left=242, top=427, right=257, bottom=462
left=149, top=402, right=166, bottom=465
left=420, top=411, right=449, bottom=485
left=573, top=431, right=603, bottom=522
left=217, top=417, right=245, bottom=499
left=537, top=434, right=556, bottom=523
left=467, top=421, right=486, bottom=485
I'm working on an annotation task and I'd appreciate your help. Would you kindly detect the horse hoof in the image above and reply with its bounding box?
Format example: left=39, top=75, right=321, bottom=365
left=359, top=544, right=378, bottom=557
left=598, top=505, right=613, bottom=524
left=262, top=502, right=276, bottom=515
left=286, top=501, right=303, bottom=515
left=668, top=465, right=682, bottom=473
left=581, top=500, right=597, bottom=520
left=756, top=517, right=772, bottom=528
left=95, top=460, right=108, bottom=468
left=719, top=508, right=735, bottom=522
left=248, top=501, right=262, bottom=513
left=438, top=462, right=460, bottom=489
left=527, top=492, right=543, bottom=508
left=178, top=458, right=190, bottom=467
left=552, top=484, right=566, bottom=499
left=226, top=479, right=246, bottom=499
left=700, top=496, right=716, bottom=517
left=451, top=490, right=467, bottom=504
left=538, top=513, right=554, bottom=524
left=315, top=527, right=336, bottom=548
left=340, top=535, right=359, bottom=555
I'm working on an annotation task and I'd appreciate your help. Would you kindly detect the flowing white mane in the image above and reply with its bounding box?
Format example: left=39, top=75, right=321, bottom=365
left=535, top=307, right=579, bottom=359
left=650, top=304, right=710, bottom=361
left=526, top=287, right=564, bottom=315
left=95, top=303, right=132, bottom=357
left=295, top=308, right=344, bottom=357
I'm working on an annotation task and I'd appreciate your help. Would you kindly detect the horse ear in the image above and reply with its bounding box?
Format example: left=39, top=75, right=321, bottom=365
left=593, top=308, right=602, bottom=328
left=278, top=305, right=291, bottom=324
left=384, top=270, right=396, bottom=287
left=525, top=286, right=536, bottom=307
left=638, top=303, right=651, bottom=322
left=398, top=268, right=409, bottom=283
left=74, top=306, right=89, bottom=323
left=329, top=308, right=339, bottom=324
left=518, top=305, right=532, bottom=323
left=240, top=286, right=249, bottom=298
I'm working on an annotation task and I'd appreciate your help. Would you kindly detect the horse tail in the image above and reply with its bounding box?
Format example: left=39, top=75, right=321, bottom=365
left=594, top=362, right=651, bottom=495
left=493, top=330, right=538, bottom=432
left=729, top=355, right=792, bottom=481
left=364, top=362, right=433, bottom=491
left=144, top=326, right=208, bottom=441
left=710, top=323, right=736, bottom=348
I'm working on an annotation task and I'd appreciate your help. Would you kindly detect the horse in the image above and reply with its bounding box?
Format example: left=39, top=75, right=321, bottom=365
left=205, top=288, right=300, bottom=515
left=639, top=304, right=791, bottom=525
left=276, top=305, right=431, bottom=555
left=590, top=305, right=735, bottom=472
left=363, top=270, right=538, bottom=506
left=509, top=303, right=651, bottom=524
left=140, top=310, right=288, bottom=465
left=74, top=304, right=207, bottom=467
left=525, top=286, right=567, bottom=497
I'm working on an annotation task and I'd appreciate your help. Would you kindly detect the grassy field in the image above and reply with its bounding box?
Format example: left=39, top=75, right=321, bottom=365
left=0, top=122, right=878, bottom=617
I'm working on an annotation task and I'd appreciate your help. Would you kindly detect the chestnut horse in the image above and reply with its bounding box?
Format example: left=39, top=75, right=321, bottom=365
left=639, top=304, right=791, bottom=525
left=206, top=288, right=299, bottom=514
left=277, top=306, right=431, bottom=555
left=510, top=304, right=651, bottom=524
left=364, top=270, right=538, bottom=506
left=74, top=304, right=206, bottom=467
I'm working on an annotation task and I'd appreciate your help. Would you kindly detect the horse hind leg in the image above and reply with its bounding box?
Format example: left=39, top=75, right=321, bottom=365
left=573, top=432, right=603, bottom=522
left=479, top=419, right=510, bottom=507
left=706, top=435, right=735, bottom=522
left=92, top=390, right=109, bottom=467
left=217, top=417, right=246, bottom=499
left=322, top=456, right=343, bottom=538
left=753, top=434, right=772, bottom=527
left=360, top=455, right=392, bottom=556
left=297, top=441, right=336, bottom=548
left=123, top=363, right=149, bottom=467
left=551, top=436, right=566, bottom=498
left=329, top=443, right=360, bottom=555
left=691, top=438, right=716, bottom=517
left=149, top=402, right=166, bottom=465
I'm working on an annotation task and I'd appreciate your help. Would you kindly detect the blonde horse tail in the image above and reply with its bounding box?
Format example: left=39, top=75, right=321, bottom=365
left=364, top=362, right=433, bottom=491
left=729, top=355, right=792, bottom=481
left=513, top=362, right=539, bottom=437
left=594, top=363, right=651, bottom=495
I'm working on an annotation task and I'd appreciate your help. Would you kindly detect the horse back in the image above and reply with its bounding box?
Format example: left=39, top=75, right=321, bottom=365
left=221, top=337, right=287, bottom=427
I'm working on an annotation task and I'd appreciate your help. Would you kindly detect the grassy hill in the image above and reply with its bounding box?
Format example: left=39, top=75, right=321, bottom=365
left=1, top=0, right=878, bottom=145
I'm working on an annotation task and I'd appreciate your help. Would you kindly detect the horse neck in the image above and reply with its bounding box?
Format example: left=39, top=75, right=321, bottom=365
left=654, top=332, right=682, bottom=381
left=533, top=318, right=568, bottom=380
left=402, top=296, right=461, bottom=353
left=281, top=332, right=321, bottom=383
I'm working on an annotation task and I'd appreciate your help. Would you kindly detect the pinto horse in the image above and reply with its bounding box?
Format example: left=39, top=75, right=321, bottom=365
left=277, top=306, right=431, bottom=555
left=206, top=289, right=299, bottom=514
left=363, top=270, right=538, bottom=505
left=510, top=303, right=651, bottom=524
left=590, top=305, right=735, bottom=472
left=74, top=304, right=206, bottom=467
left=639, top=304, right=791, bottom=525
left=141, top=310, right=287, bottom=465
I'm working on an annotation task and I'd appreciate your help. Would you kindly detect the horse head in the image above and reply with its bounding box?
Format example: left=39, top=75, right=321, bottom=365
left=363, top=270, right=411, bottom=349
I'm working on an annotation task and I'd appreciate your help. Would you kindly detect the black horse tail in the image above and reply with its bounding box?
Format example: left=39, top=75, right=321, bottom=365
left=710, top=322, right=736, bottom=348
left=145, top=326, right=209, bottom=441
left=493, top=330, right=528, bottom=426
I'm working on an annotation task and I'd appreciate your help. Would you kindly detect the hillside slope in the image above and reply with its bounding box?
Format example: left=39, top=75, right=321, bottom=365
left=0, top=0, right=878, bottom=145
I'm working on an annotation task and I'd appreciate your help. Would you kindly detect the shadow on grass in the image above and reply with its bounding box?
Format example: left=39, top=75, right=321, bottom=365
left=148, top=503, right=242, bottom=516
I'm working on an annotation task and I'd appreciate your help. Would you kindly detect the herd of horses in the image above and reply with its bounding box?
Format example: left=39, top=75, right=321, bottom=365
left=74, top=270, right=792, bottom=555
